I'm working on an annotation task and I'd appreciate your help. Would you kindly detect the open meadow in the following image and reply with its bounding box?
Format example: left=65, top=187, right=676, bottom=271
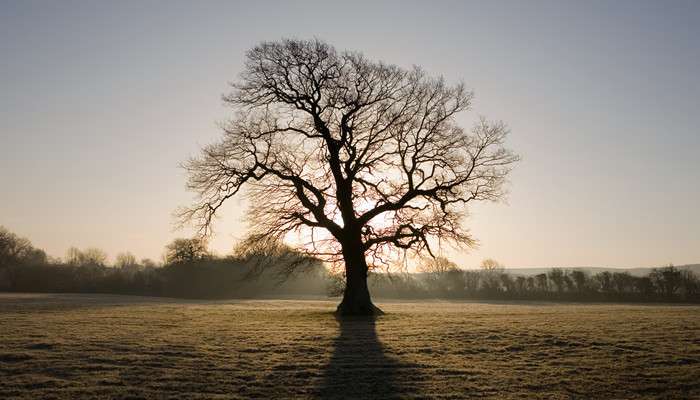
left=1, top=293, right=699, bottom=399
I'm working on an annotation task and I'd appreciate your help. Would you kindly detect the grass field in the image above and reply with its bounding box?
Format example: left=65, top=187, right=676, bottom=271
left=1, top=293, right=699, bottom=399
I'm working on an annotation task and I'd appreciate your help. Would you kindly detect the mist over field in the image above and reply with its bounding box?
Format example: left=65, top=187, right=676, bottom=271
left=3, top=226, right=700, bottom=305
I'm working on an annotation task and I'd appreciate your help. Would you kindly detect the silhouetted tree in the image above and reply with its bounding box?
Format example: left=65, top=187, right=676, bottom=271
left=65, top=247, right=108, bottom=267
left=180, top=39, right=519, bottom=315
left=594, top=271, right=613, bottom=295
left=525, top=276, right=536, bottom=293
left=632, top=275, right=654, bottom=297
left=534, top=273, right=549, bottom=293
left=480, top=258, right=505, bottom=294
left=480, top=258, right=504, bottom=271
left=462, top=270, right=481, bottom=296
left=419, top=256, right=459, bottom=275
left=115, top=252, right=138, bottom=269
left=679, top=269, right=699, bottom=299
left=611, top=272, right=635, bottom=295
left=0, top=227, right=47, bottom=291
left=650, top=265, right=683, bottom=298
left=569, top=270, right=589, bottom=293
left=547, top=268, right=566, bottom=294
left=499, top=273, right=516, bottom=295
left=164, top=238, right=210, bottom=264
left=418, top=256, right=460, bottom=295
left=514, top=275, right=528, bottom=296
left=0, top=226, right=47, bottom=267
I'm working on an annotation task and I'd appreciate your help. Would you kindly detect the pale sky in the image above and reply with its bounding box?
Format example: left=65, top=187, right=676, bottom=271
left=1, top=0, right=699, bottom=268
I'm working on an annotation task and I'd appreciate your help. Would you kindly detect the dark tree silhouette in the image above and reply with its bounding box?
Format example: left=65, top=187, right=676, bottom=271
left=164, top=238, right=210, bottom=264
left=180, top=39, right=518, bottom=315
left=0, top=226, right=47, bottom=268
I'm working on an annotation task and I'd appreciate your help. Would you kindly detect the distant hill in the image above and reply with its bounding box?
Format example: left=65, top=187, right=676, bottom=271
left=498, top=264, right=700, bottom=277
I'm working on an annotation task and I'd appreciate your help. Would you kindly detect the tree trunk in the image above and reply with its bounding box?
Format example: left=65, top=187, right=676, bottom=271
left=335, top=243, right=383, bottom=316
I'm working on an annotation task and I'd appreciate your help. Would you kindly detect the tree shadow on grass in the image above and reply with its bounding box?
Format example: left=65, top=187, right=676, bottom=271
left=316, top=315, right=422, bottom=399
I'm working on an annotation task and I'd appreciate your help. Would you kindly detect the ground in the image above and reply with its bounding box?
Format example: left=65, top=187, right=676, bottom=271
left=0, top=293, right=699, bottom=399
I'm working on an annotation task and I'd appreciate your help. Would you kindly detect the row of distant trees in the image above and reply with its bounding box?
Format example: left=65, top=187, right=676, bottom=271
left=0, top=225, right=232, bottom=270
left=1, top=226, right=698, bottom=302
left=380, top=257, right=700, bottom=302
left=0, top=227, right=326, bottom=298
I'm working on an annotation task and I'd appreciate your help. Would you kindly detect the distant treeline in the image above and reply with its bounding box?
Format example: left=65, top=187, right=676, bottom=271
left=0, top=228, right=327, bottom=298
left=1, top=226, right=698, bottom=303
left=369, top=263, right=700, bottom=303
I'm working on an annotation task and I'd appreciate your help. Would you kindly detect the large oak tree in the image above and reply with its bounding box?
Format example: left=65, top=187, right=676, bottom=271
left=181, top=39, right=518, bottom=315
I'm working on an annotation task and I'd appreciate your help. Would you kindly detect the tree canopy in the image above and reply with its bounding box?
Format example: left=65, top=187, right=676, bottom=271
left=180, top=39, right=519, bottom=314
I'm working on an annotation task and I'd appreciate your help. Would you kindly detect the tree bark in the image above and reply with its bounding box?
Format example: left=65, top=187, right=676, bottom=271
left=335, top=242, right=383, bottom=316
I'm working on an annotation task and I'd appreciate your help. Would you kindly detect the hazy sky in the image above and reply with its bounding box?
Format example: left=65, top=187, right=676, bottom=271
left=1, top=1, right=699, bottom=268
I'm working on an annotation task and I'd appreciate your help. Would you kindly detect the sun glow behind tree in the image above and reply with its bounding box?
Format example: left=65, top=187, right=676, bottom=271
left=180, top=39, right=518, bottom=314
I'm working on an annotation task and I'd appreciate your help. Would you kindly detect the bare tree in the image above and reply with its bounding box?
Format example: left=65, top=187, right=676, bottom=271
left=569, top=270, right=589, bottom=293
left=65, top=247, right=108, bottom=267
left=115, top=252, right=138, bottom=269
left=418, top=256, right=459, bottom=275
left=180, top=39, right=518, bottom=315
left=480, top=258, right=505, bottom=294
left=0, top=226, right=47, bottom=267
left=547, top=268, right=566, bottom=294
left=480, top=258, right=504, bottom=272
left=163, top=238, right=210, bottom=265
